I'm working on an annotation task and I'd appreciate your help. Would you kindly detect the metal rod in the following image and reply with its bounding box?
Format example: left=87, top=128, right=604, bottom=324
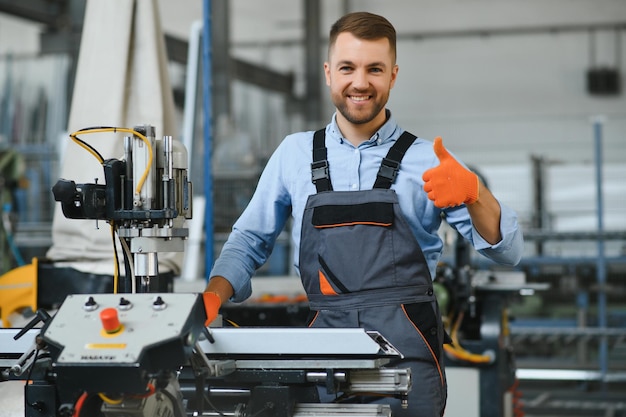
left=203, top=0, right=214, bottom=281
left=232, top=22, right=626, bottom=49
left=306, top=371, right=347, bottom=383
left=124, top=136, right=133, bottom=210
left=520, top=230, right=626, bottom=241
left=531, top=155, right=546, bottom=255
left=182, top=21, right=202, bottom=160
left=163, top=135, right=172, bottom=217
left=592, top=116, right=608, bottom=384
left=304, top=0, right=322, bottom=127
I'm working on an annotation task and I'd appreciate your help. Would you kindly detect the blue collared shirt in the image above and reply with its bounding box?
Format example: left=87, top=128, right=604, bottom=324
left=211, top=112, right=524, bottom=302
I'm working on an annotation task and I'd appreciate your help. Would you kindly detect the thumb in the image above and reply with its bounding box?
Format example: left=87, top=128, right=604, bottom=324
left=433, top=136, right=451, bottom=161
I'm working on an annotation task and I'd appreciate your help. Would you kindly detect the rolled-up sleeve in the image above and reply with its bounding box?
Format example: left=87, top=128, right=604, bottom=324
left=471, top=202, right=524, bottom=266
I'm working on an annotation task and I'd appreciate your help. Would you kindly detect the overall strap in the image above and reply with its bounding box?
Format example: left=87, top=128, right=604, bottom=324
left=373, top=131, right=417, bottom=189
left=311, top=129, right=332, bottom=192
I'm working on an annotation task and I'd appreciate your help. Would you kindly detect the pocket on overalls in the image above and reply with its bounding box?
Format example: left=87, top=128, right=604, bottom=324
left=312, top=202, right=395, bottom=292
left=312, top=201, right=394, bottom=228
left=401, top=302, right=444, bottom=372
left=400, top=302, right=447, bottom=397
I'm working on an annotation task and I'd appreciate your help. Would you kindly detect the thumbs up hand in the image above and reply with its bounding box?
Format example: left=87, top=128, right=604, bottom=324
left=422, top=137, right=479, bottom=208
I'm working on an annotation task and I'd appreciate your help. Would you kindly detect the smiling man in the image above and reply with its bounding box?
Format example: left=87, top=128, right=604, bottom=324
left=203, top=12, right=523, bottom=416
left=325, top=31, right=397, bottom=136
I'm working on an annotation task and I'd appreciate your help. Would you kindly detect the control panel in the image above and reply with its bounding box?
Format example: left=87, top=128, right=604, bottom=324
left=41, top=293, right=205, bottom=393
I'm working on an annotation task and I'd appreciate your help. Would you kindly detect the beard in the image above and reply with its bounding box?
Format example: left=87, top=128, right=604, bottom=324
left=332, top=90, right=388, bottom=125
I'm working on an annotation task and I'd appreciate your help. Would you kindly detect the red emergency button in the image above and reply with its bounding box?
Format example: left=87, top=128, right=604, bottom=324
left=100, top=307, right=123, bottom=334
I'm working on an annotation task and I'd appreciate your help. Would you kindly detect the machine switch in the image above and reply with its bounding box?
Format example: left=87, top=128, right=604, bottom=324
left=100, top=307, right=123, bottom=334
left=152, top=296, right=167, bottom=310
left=118, top=297, right=133, bottom=310
left=83, top=296, right=98, bottom=312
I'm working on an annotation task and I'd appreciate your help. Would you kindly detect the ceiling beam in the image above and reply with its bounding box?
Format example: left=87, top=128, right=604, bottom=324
left=165, top=34, right=295, bottom=96
left=0, top=0, right=67, bottom=28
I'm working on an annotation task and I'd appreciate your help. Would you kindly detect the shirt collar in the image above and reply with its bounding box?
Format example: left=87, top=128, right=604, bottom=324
left=327, top=110, right=402, bottom=146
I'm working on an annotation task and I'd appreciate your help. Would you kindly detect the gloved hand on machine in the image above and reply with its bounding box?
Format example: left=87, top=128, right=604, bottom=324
left=202, top=291, right=221, bottom=327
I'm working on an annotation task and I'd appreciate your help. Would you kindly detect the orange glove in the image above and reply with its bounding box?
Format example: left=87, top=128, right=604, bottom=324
left=422, top=137, right=479, bottom=208
left=202, top=292, right=222, bottom=326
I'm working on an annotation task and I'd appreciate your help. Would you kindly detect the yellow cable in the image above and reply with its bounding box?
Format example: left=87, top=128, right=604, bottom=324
left=98, top=393, right=123, bottom=405
left=445, top=310, right=492, bottom=364
left=69, top=127, right=154, bottom=196
left=119, top=235, right=136, bottom=293
left=69, top=135, right=105, bottom=164
left=444, top=344, right=491, bottom=364
left=67, top=126, right=154, bottom=293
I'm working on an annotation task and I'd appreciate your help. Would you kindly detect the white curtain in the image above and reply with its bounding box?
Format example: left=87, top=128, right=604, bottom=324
left=46, top=0, right=181, bottom=275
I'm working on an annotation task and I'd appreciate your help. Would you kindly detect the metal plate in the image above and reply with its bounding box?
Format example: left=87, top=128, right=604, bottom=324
left=198, top=328, right=401, bottom=358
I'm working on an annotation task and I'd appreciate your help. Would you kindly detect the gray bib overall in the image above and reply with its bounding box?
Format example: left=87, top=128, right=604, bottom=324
left=300, top=129, right=447, bottom=416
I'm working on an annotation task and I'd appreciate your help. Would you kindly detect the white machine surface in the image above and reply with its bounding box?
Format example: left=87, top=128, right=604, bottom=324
left=0, top=381, right=24, bottom=417
left=44, top=293, right=202, bottom=366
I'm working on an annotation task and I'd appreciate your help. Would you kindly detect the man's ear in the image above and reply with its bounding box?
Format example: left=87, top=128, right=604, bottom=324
left=324, top=62, right=331, bottom=86
left=390, top=64, right=399, bottom=89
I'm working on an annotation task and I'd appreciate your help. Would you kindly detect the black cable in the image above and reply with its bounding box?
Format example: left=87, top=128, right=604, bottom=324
left=110, top=221, right=121, bottom=293
left=159, top=388, right=186, bottom=417
left=250, top=404, right=271, bottom=417
left=203, top=393, right=227, bottom=417
left=23, top=348, right=40, bottom=412
left=120, top=236, right=133, bottom=293
left=78, top=126, right=118, bottom=131
left=70, top=134, right=105, bottom=162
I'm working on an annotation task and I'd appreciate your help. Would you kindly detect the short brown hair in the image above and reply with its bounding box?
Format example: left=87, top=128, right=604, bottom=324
left=328, top=12, right=397, bottom=62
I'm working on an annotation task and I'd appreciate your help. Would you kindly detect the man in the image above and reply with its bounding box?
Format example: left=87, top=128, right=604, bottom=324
left=203, top=11, right=523, bottom=417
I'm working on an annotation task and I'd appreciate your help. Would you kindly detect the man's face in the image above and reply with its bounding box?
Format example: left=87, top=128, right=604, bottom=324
left=324, top=32, right=398, bottom=127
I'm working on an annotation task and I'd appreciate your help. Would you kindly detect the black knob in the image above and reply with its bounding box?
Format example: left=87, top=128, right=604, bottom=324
left=152, top=296, right=166, bottom=310
left=119, top=297, right=132, bottom=310
left=83, top=296, right=98, bottom=311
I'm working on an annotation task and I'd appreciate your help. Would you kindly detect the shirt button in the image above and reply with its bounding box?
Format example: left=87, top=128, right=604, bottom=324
left=351, top=184, right=358, bottom=190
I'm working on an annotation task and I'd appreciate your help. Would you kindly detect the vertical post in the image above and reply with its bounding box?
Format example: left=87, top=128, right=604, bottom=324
left=531, top=155, right=546, bottom=255
left=592, top=116, right=608, bottom=383
left=576, top=291, right=589, bottom=366
left=211, top=0, right=231, bottom=122
left=203, top=0, right=214, bottom=282
left=304, top=0, right=322, bottom=128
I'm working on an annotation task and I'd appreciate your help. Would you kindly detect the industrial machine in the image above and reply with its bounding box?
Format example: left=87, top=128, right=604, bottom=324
left=51, top=125, right=192, bottom=293
left=425, top=227, right=548, bottom=417
left=0, top=125, right=191, bottom=327
left=436, top=266, right=532, bottom=417
left=1, top=293, right=408, bottom=417
left=0, top=125, right=411, bottom=417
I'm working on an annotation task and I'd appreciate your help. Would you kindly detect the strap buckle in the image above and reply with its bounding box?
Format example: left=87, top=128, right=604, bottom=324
left=377, top=157, right=400, bottom=182
left=311, top=160, right=330, bottom=183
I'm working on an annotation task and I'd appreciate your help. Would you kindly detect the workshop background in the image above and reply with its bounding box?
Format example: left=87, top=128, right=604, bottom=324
left=0, top=0, right=625, bottom=416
